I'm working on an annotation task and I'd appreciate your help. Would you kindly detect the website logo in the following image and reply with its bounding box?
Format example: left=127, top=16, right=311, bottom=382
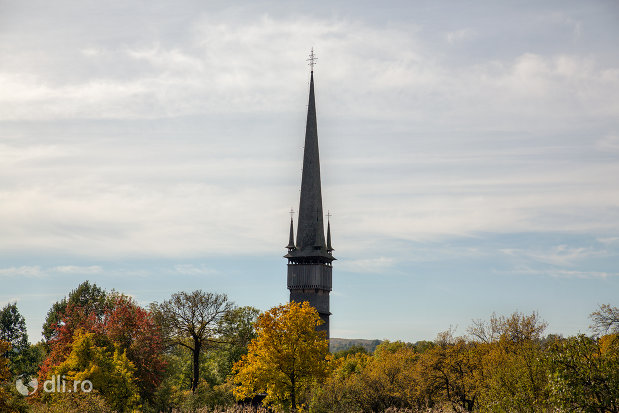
left=15, top=377, right=38, bottom=396
left=15, top=375, right=93, bottom=396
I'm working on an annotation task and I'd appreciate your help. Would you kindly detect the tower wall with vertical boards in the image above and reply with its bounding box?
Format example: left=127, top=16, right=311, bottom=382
left=287, top=263, right=332, bottom=334
left=285, top=56, right=335, bottom=340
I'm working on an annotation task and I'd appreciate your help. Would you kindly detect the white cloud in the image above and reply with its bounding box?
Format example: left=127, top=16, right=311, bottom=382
left=2, top=136, right=618, bottom=259
left=501, top=267, right=618, bottom=279
left=338, top=257, right=395, bottom=274
left=2, top=12, right=615, bottom=125
left=446, top=28, right=476, bottom=44
left=0, top=266, right=44, bottom=278
left=0, top=265, right=104, bottom=278
left=0, top=4, right=618, bottom=262
left=327, top=159, right=619, bottom=249
left=52, top=265, right=103, bottom=274
left=596, top=134, right=619, bottom=152
left=500, top=245, right=604, bottom=267
left=81, top=47, right=101, bottom=57
left=173, top=264, right=218, bottom=276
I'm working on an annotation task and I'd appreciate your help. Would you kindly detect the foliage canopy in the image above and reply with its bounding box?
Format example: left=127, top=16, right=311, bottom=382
left=233, top=301, right=329, bottom=411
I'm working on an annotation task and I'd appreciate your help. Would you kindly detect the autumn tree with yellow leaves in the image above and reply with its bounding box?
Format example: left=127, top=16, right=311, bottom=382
left=469, top=312, right=551, bottom=411
left=418, top=331, right=483, bottom=412
left=47, top=329, right=141, bottom=412
left=232, top=301, right=329, bottom=411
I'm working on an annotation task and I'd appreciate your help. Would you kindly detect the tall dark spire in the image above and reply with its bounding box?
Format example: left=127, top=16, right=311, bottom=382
left=295, top=70, right=327, bottom=254
left=286, top=52, right=335, bottom=340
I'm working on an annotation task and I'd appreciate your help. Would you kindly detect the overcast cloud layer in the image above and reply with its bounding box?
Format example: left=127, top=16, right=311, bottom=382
left=1, top=0, right=618, bottom=341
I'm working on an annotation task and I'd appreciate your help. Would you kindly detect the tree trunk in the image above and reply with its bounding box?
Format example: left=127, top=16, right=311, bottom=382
left=291, top=374, right=296, bottom=411
left=191, top=338, right=201, bottom=392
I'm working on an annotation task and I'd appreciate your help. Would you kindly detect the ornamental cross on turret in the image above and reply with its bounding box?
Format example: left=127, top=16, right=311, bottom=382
left=307, top=48, right=317, bottom=71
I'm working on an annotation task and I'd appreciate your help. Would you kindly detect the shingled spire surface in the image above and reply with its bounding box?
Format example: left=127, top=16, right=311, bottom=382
left=296, top=71, right=326, bottom=253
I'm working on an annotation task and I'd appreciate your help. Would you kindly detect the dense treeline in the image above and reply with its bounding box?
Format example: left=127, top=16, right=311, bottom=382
left=1, top=282, right=258, bottom=412
left=0, top=281, right=617, bottom=412
left=310, top=312, right=619, bottom=412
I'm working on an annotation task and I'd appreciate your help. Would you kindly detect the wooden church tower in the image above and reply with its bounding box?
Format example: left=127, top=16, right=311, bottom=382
left=285, top=51, right=335, bottom=340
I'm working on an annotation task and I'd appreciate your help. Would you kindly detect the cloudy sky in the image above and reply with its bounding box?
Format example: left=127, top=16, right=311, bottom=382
left=1, top=0, right=618, bottom=342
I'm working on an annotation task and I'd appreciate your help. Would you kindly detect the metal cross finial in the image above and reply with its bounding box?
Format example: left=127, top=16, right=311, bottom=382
left=326, top=211, right=332, bottom=221
left=289, top=208, right=295, bottom=219
left=307, top=48, right=317, bottom=71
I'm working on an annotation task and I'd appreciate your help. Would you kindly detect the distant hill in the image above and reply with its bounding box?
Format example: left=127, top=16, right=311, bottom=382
left=330, top=338, right=382, bottom=354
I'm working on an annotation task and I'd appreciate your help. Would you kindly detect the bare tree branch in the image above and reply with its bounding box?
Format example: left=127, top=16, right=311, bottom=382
left=590, top=304, right=619, bottom=335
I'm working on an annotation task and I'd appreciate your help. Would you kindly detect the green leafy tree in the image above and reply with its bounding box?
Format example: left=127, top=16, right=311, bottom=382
left=42, top=281, right=108, bottom=344
left=148, top=299, right=252, bottom=412
left=147, top=345, right=192, bottom=412
left=232, top=301, right=329, bottom=411
left=0, top=303, right=28, bottom=352
left=0, top=302, right=40, bottom=378
left=202, top=305, right=260, bottom=385
left=548, top=334, right=619, bottom=412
